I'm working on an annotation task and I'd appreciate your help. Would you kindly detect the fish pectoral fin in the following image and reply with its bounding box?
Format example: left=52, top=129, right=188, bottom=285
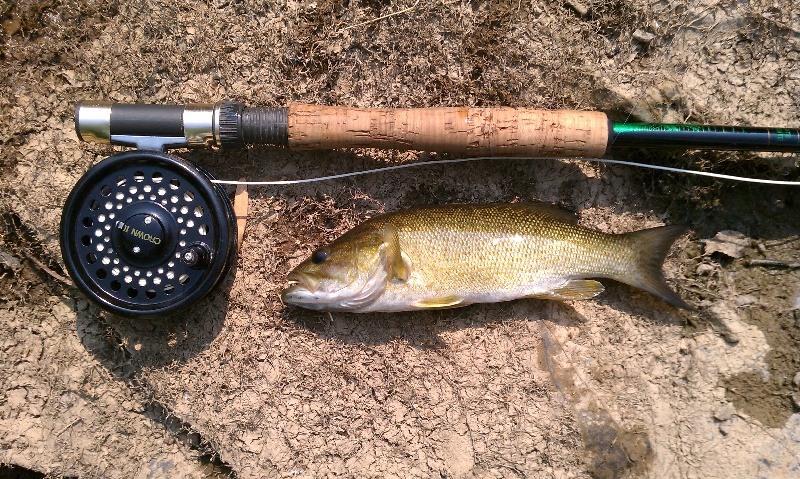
left=391, top=251, right=412, bottom=284
left=413, top=295, right=465, bottom=309
left=526, top=280, right=606, bottom=301
left=381, top=224, right=411, bottom=283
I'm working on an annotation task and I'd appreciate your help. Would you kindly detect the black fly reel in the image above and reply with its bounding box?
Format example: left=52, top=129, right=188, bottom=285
left=60, top=151, right=237, bottom=318
left=63, top=100, right=284, bottom=317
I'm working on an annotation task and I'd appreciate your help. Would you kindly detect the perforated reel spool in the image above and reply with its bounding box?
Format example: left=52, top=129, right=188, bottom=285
left=60, top=151, right=237, bottom=318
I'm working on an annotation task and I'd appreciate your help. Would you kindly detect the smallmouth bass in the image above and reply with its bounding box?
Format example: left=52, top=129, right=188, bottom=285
left=281, top=203, right=691, bottom=312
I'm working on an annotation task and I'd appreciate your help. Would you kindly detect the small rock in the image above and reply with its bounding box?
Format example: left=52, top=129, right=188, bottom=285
left=0, top=248, right=22, bottom=272
left=705, top=302, right=741, bottom=344
left=734, top=295, right=757, bottom=307
left=565, top=0, right=589, bottom=16
left=632, top=29, right=656, bottom=44
left=703, top=231, right=750, bottom=259
left=696, top=263, right=715, bottom=275
left=713, top=403, right=735, bottom=422
left=793, top=393, right=800, bottom=410
left=719, top=422, right=731, bottom=435
left=793, top=372, right=800, bottom=388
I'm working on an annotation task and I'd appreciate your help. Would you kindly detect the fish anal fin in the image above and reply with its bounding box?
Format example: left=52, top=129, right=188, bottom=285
left=526, top=280, right=605, bottom=301
left=413, top=295, right=465, bottom=309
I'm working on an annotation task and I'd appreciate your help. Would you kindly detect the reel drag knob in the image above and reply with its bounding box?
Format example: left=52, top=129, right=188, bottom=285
left=181, top=244, right=211, bottom=269
left=60, top=151, right=237, bottom=318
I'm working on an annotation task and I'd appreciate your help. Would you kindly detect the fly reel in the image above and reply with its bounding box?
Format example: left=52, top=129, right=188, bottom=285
left=62, top=100, right=289, bottom=317
left=60, top=151, right=237, bottom=317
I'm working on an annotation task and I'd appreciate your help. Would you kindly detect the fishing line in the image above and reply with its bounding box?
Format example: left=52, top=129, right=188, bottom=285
left=211, top=156, right=800, bottom=186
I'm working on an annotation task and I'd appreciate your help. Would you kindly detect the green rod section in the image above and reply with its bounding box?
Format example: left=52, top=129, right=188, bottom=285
left=609, top=122, right=800, bottom=153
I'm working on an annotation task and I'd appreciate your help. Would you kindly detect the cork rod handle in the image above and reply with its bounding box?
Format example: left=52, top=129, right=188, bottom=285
left=287, top=103, right=610, bottom=158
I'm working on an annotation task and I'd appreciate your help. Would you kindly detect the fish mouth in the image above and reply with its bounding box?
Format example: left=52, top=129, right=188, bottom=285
left=285, top=271, right=319, bottom=293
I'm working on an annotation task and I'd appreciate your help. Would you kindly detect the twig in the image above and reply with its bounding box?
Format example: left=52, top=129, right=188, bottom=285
left=21, top=249, right=74, bottom=287
left=338, top=0, right=420, bottom=33
left=747, top=259, right=800, bottom=269
left=56, top=418, right=83, bottom=436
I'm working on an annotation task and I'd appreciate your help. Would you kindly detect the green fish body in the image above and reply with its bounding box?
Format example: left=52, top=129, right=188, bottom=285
left=281, top=204, right=691, bottom=312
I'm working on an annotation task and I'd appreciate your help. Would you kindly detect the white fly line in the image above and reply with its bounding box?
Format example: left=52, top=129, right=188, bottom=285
left=211, top=156, right=800, bottom=187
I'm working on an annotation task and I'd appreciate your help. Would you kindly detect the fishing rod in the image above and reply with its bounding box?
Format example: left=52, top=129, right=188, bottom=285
left=62, top=100, right=800, bottom=318
left=75, top=101, right=800, bottom=154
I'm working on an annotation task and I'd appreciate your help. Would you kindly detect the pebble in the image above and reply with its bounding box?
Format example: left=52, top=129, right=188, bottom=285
left=713, top=403, right=735, bottom=422
left=0, top=248, right=22, bottom=271
left=564, top=0, right=589, bottom=16
left=703, top=230, right=750, bottom=259
left=719, top=422, right=731, bottom=436
left=632, top=29, right=656, bottom=44
left=734, top=295, right=757, bottom=307
left=793, top=393, right=800, bottom=410
left=705, top=302, right=741, bottom=344
left=793, top=372, right=800, bottom=388
left=696, top=263, right=715, bottom=275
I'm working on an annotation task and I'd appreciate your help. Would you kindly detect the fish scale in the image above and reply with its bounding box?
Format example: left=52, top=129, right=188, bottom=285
left=388, top=208, right=620, bottom=297
left=281, top=204, right=691, bottom=312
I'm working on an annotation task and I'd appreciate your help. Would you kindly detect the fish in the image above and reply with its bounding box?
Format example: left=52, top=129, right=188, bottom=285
left=281, top=203, right=692, bottom=312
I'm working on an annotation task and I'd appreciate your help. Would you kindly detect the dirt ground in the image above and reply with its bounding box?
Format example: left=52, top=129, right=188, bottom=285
left=1, top=0, right=800, bottom=477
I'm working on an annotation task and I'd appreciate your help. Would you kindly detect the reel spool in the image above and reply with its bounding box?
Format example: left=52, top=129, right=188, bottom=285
left=60, top=151, right=236, bottom=318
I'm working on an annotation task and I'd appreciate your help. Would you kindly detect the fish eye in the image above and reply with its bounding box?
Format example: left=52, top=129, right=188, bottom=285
left=311, top=249, right=328, bottom=264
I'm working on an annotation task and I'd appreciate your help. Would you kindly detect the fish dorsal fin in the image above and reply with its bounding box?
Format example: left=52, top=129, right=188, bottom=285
left=413, top=295, right=465, bottom=309
left=380, top=224, right=411, bottom=283
left=526, top=279, right=605, bottom=301
left=520, top=203, right=579, bottom=225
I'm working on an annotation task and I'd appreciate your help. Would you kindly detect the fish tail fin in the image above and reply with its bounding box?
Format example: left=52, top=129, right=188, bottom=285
left=620, top=224, right=694, bottom=310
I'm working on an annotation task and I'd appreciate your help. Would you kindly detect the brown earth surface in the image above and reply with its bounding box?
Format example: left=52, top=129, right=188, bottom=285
left=2, top=0, right=800, bottom=477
